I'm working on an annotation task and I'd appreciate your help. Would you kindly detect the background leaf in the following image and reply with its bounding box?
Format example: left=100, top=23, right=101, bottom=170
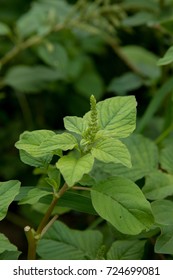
left=4, top=65, right=63, bottom=92
left=155, top=225, right=173, bottom=255
left=0, top=180, right=20, bottom=220
left=107, top=239, right=146, bottom=260
left=157, top=46, right=173, bottom=66
left=151, top=200, right=173, bottom=226
left=0, top=233, right=19, bottom=256
left=120, top=45, right=161, bottom=80
left=143, top=170, right=173, bottom=200
left=37, top=220, right=103, bottom=259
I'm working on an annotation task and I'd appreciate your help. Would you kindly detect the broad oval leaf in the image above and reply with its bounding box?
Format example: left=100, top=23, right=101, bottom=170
left=91, top=177, right=154, bottom=235
left=91, top=138, right=131, bottom=167
left=56, top=152, right=94, bottom=187
left=37, top=220, right=103, bottom=259
left=107, top=239, right=146, bottom=260
left=0, top=180, right=21, bottom=220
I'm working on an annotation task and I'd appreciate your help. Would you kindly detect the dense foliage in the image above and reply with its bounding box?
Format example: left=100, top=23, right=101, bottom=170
left=1, top=0, right=173, bottom=260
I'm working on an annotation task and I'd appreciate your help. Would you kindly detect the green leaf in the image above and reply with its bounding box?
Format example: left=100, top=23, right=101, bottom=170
left=37, top=43, right=68, bottom=72
left=151, top=200, right=173, bottom=226
left=75, top=71, right=104, bottom=100
left=107, top=240, right=146, bottom=260
left=155, top=225, right=173, bottom=255
left=0, top=180, right=21, bottom=221
left=157, top=46, right=173, bottom=66
left=160, top=142, right=173, bottom=174
left=90, top=134, right=158, bottom=182
left=19, top=150, right=52, bottom=168
left=15, top=187, right=96, bottom=215
left=91, top=177, right=154, bottom=235
left=91, top=138, right=131, bottom=167
left=0, top=233, right=19, bottom=254
left=64, top=116, right=88, bottom=135
left=4, top=65, right=63, bottom=92
left=19, top=188, right=52, bottom=205
left=143, top=170, right=173, bottom=200
left=0, top=250, right=21, bottom=260
left=120, top=45, right=161, bottom=80
left=37, top=220, right=103, bottom=259
left=107, top=72, right=143, bottom=95
left=122, top=12, right=154, bottom=27
left=0, top=22, right=11, bottom=36
left=84, top=96, right=137, bottom=138
left=15, top=130, right=55, bottom=158
left=56, top=152, right=94, bottom=187
left=39, top=133, right=78, bottom=153
left=137, top=77, right=173, bottom=133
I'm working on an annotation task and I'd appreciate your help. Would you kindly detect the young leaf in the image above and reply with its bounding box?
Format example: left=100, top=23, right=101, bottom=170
left=0, top=180, right=21, bottom=221
left=56, top=152, right=94, bottom=187
left=37, top=220, right=103, bottom=260
left=19, top=150, right=53, bottom=168
left=90, top=134, right=158, bottom=182
left=91, top=177, right=154, bottom=235
left=18, top=188, right=53, bottom=205
left=84, top=96, right=137, bottom=138
left=91, top=138, right=131, bottom=167
left=15, top=130, right=55, bottom=157
left=39, top=132, right=78, bottom=152
left=64, top=116, right=88, bottom=135
left=107, top=239, right=146, bottom=260
left=143, top=170, right=173, bottom=200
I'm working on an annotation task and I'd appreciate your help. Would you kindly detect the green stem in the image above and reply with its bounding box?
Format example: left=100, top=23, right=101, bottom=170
left=24, top=226, right=37, bottom=260
left=35, top=196, right=59, bottom=236
left=155, top=123, right=173, bottom=144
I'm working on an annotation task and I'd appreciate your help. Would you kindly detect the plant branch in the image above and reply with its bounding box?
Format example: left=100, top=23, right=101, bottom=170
left=155, top=122, right=173, bottom=144
left=72, top=186, right=91, bottom=191
left=24, top=226, right=37, bottom=260
left=36, top=183, right=68, bottom=235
